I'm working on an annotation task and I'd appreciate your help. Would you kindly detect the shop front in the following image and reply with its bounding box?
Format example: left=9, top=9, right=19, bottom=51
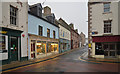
left=28, top=34, right=59, bottom=59
left=92, top=36, right=120, bottom=58
left=0, top=27, right=22, bottom=64
left=59, top=38, right=71, bottom=53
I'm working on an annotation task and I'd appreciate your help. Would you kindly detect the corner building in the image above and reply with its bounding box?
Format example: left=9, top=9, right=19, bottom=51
left=88, top=0, right=120, bottom=58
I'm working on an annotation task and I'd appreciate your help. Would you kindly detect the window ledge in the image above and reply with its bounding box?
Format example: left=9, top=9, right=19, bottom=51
left=103, top=33, right=113, bottom=35
left=103, top=11, right=112, bottom=14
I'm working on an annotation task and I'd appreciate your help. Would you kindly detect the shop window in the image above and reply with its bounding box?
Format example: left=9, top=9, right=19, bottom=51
left=104, top=21, right=111, bottom=33
left=0, top=36, right=7, bottom=53
left=10, top=5, right=18, bottom=25
left=47, top=28, right=50, bottom=37
left=53, top=30, right=55, bottom=39
left=95, top=43, right=104, bottom=55
left=47, top=43, right=58, bottom=53
left=36, top=42, right=46, bottom=55
left=104, top=3, right=110, bottom=12
left=117, top=43, right=120, bottom=55
left=38, top=26, right=43, bottom=36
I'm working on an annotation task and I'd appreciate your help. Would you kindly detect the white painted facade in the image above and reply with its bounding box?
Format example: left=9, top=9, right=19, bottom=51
left=0, top=1, right=28, bottom=60
left=89, top=0, right=120, bottom=58
left=59, top=25, right=71, bottom=40
left=90, top=2, right=119, bottom=36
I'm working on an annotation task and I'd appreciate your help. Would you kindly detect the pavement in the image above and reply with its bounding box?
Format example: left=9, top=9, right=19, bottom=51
left=79, top=51, right=120, bottom=64
left=1, top=46, right=120, bottom=73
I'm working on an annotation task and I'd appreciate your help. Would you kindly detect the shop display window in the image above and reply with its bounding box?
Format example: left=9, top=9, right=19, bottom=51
left=117, top=43, right=120, bottom=55
left=95, top=43, right=104, bottom=55
left=47, top=43, right=58, bottom=53
left=37, top=42, right=46, bottom=55
left=0, top=36, right=7, bottom=53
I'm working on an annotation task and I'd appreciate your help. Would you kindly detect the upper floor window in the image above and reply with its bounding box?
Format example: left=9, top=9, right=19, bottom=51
left=104, top=3, right=110, bottom=12
left=53, top=30, right=55, bottom=39
left=10, top=5, right=18, bottom=25
left=63, top=31, right=64, bottom=37
left=47, top=28, right=50, bottom=37
left=38, top=26, right=43, bottom=36
left=104, top=20, right=111, bottom=33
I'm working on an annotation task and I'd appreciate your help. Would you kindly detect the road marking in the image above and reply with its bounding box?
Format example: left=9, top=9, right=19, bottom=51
left=78, top=52, right=119, bottom=64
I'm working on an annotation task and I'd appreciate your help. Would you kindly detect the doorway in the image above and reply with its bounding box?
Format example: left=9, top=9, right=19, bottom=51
left=31, top=41, right=36, bottom=59
left=10, top=36, right=18, bottom=61
left=104, top=43, right=117, bottom=58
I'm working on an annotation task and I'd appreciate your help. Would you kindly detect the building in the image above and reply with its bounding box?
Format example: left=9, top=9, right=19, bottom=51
left=80, top=32, right=86, bottom=47
left=0, top=1, right=28, bottom=64
left=69, top=23, right=80, bottom=49
left=57, top=18, right=71, bottom=53
left=28, top=4, right=59, bottom=59
left=88, top=0, right=120, bottom=58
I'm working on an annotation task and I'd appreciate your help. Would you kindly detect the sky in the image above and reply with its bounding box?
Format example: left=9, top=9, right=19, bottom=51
left=28, top=0, right=88, bottom=38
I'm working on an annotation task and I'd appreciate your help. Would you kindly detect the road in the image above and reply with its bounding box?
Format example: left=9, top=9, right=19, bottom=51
left=3, top=46, right=118, bottom=72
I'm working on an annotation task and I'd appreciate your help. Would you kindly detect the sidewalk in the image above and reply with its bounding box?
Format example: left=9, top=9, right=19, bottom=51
left=1, top=48, right=80, bottom=72
left=79, top=52, right=120, bottom=64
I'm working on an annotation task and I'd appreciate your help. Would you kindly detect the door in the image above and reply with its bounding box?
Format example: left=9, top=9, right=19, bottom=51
left=10, top=36, right=18, bottom=61
left=71, top=40, right=73, bottom=49
left=31, top=41, right=36, bottom=59
left=104, top=43, right=116, bottom=58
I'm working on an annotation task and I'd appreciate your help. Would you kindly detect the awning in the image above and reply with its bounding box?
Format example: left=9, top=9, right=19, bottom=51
left=92, top=35, right=120, bottom=42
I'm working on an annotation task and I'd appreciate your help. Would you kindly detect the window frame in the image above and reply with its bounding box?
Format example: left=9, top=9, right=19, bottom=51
left=38, top=25, right=43, bottom=36
left=47, top=28, right=50, bottom=38
left=53, top=30, right=56, bottom=39
left=10, top=5, right=18, bottom=25
left=104, top=3, right=110, bottom=13
left=104, top=20, right=112, bottom=33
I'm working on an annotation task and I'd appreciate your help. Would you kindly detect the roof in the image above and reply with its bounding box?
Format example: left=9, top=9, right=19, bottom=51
left=58, top=18, right=71, bottom=31
left=28, top=11, right=59, bottom=28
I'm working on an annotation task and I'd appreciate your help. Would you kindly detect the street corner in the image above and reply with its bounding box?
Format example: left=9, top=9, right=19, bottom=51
left=79, top=55, right=120, bottom=64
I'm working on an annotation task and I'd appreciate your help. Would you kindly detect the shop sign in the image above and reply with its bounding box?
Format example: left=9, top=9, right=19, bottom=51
left=88, top=43, right=91, bottom=48
left=0, top=31, right=7, bottom=34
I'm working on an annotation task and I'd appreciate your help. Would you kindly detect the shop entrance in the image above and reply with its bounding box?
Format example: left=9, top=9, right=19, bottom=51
left=10, top=36, right=18, bottom=61
left=31, top=41, right=36, bottom=59
left=104, top=43, right=117, bottom=58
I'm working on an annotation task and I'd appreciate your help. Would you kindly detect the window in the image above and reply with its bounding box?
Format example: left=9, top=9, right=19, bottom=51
left=0, top=36, right=7, bottom=53
left=117, top=43, right=120, bottom=55
left=38, top=26, right=43, bottom=36
left=95, top=43, right=104, bottom=55
left=10, top=5, right=18, bottom=25
left=104, top=21, right=111, bottom=33
left=53, top=30, right=55, bottom=39
left=47, top=28, right=50, bottom=37
left=104, top=3, right=110, bottom=12
left=63, top=31, right=64, bottom=37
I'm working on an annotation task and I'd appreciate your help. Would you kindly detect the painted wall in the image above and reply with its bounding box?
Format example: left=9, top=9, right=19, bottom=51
left=0, top=1, right=2, bottom=25
left=0, top=2, right=28, bottom=60
left=90, top=2, right=119, bottom=36
left=59, top=25, right=71, bottom=40
left=28, top=14, right=59, bottom=39
left=118, top=1, right=120, bottom=35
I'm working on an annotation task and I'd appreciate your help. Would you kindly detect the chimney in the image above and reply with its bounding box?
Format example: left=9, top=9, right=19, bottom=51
left=44, top=6, right=51, bottom=16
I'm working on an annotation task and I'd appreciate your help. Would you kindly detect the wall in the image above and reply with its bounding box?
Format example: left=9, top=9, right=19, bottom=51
left=28, top=14, right=59, bottom=39
left=59, top=24, right=71, bottom=40
left=91, top=2, right=119, bottom=36
left=118, top=1, right=120, bottom=35
left=0, top=1, right=2, bottom=25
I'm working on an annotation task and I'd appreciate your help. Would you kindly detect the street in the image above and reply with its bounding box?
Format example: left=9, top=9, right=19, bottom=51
left=3, top=46, right=118, bottom=72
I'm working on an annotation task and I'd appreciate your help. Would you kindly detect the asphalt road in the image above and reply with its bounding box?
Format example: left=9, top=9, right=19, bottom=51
left=3, top=46, right=119, bottom=72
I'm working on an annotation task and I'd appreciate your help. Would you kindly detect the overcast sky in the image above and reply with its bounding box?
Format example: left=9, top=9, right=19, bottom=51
left=28, top=0, right=88, bottom=38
